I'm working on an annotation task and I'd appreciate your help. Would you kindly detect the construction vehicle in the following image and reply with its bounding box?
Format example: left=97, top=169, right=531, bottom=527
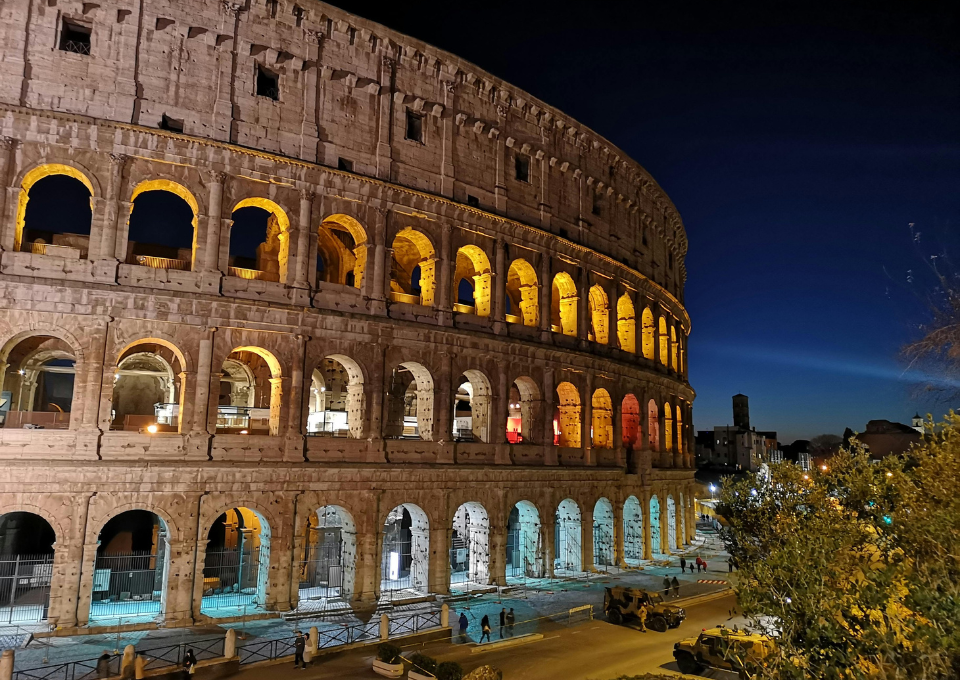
left=673, top=625, right=775, bottom=677
left=603, top=586, right=685, bottom=632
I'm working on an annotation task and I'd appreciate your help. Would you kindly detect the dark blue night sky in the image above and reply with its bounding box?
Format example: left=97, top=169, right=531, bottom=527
left=334, top=0, right=959, bottom=442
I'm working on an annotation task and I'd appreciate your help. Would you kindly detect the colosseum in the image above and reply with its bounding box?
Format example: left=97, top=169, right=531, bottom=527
left=0, top=0, right=694, bottom=634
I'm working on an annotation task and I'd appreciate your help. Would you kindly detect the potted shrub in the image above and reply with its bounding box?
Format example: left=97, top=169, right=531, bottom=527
left=436, top=661, right=464, bottom=680
left=372, top=642, right=404, bottom=678
left=406, top=652, right=438, bottom=680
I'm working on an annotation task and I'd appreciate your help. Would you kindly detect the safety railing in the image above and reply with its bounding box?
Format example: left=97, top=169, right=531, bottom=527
left=133, top=255, right=190, bottom=271
left=29, top=243, right=81, bottom=259
left=13, top=655, right=108, bottom=680
left=137, top=635, right=225, bottom=667
left=316, top=620, right=379, bottom=651
left=237, top=636, right=296, bottom=665
left=228, top=267, right=279, bottom=282
left=388, top=610, right=441, bottom=637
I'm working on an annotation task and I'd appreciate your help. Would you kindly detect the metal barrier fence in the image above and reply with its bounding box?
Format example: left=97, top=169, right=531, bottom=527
left=388, top=610, right=441, bottom=637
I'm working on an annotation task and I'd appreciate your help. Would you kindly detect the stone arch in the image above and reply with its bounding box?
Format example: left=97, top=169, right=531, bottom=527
left=0, top=511, right=57, bottom=623
left=650, top=495, right=662, bottom=555
left=0, top=331, right=80, bottom=429
left=671, top=326, right=678, bottom=371
left=555, top=381, right=581, bottom=447
left=390, top=228, right=436, bottom=306
left=551, top=272, right=578, bottom=336
left=111, top=337, right=190, bottom=433
left=592, top=497, right=615, bottom=569
left=453, top=368, right=493, bottom=443
left=506, top=500, right=542, bottom=580
left=658, top=316, right=669, bottom=367
left=591, top=388, right=614, bottom=449
left=229, top=197, right=292, bottom=283
left=505, top=258, right=539, bottom=326
left=218, top=346, right=283, bottom=436
left=641, top=307, right=655, bottom=360
left=308, top=354, right=365, bottom=438
left=623, top=496, right=643, bottom=565
left=127, top=179, right=200, bottom=270
left=317, top=213, right=368, bottom=288
left=385, top=361, right=435, bottom=441
left=15, top=162, right=97, bottom=254
left=201, top=506, right=272, bottom=616
left=621, top=394, right=641, bottom=450
left=298, top=505, right=357, bottom=607
left=617, top=293, right=636, bottom=353
left=450, top=501, right=490, bottom=588
left=554, top=498, right=582, bottom=574
left=666, top=495, right=678, bottom=551
left=380, top=503, right=430, bottom=598
left=454, top=245, right=493, bottom=316
left=508, top=375, right=540, bottom=444
left=664, top=402, right=674, bottom=452
left=588, top=284, right=609, bottom=344
left=648, top=399, right=660, bottom=450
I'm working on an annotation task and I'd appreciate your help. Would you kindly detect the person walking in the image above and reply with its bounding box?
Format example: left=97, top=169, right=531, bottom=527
left=458, top=612, right=469, bottom=642
left=637, top=604, right=648, bottom=633
left=480, top=614, right=492, bottom=643
left=499, top=608, right=506, bottom=638
left=671, top=576, right=680, bottom=598
left=679, top=556, right=686, bottom=573
left=293, top=631, right=306, bottom=670
left=96, top=651, right=112, bottom=679
left=728, top=559, right=734, bottom=573
left=662, top=576, right=671, bottom=598
left=506, top=608, right=515, bottom=637
left=695, top=556, right=703, bottom=573
left=182, top=649, right=197, bottom=679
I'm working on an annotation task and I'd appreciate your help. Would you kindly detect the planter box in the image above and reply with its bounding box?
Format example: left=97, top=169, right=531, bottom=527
left=409, top=671, right=437, bottom=680
left=372, top=659, right=404, bottom=678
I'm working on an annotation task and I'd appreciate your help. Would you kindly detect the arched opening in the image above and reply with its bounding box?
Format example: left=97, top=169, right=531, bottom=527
left=591, top=388, right=613, bottom=449
left=648, top=399, right=660, bottom=450
left=679, top=492, right=687, bottom=546
left=505, top=259, right=539, bottom=326
left=298, top=506, right=356, bottom=611
left=384, top=362, right=434, bottom=440
left=658, top=316, right=669, bottom=367
left=670, top=326, right=678, bottom=371
left=316, top=214, right=367, bottom=288
left=217, top=347, right=282, bottom=436
left=0, top=512, right=55, bottom=624
left=588, top=284, right=609, bottom=344
left=593, top=498, right=614, bottom=570
left=229, top=198, right=290, bottom=283
left=380, top=504, right=429, bottom=599
left=390, top=228, right=435, bottom=306
left=17, top=164, right=94, bottom=258
left=508, top=376, right=540, bottom=444
left=453, top=370, right=492, bottom=443
left=650, top=495, right=662, bottom=556
left=617, top=293, right=636, bottom=353
left=641, top=308, right=655, bottom=360
left=666, top=496, right=678, bottom=551
left=450, top=502, right=489, bottom=590
left=90, top=510, right=169, bottom=624
left=664, top=402, right=674, bottom=452
left=554, top=382, right=581, bottom=447
left=551, top=272, right=578, bottom=336
left=307, top=355, right=364, bottom=438
left=453, top=245, right=493, bottom=316
left=111, top=342, right=184, bottom=432
left=201, top=507, right=271, bottom=616
left=506, top=501, right=542, bottom=581
left=621, top=394, right=641, bottom=451
left=554, top=499, right=582, bottom=575
left=623, top=496, right=643, bottom=566
left=126, top=180, right=198, bottom=270
left=0, top=334, right=76, bottom=430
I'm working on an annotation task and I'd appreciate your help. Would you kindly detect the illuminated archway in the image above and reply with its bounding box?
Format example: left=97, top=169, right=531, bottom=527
left=554, top=499, right=582, bottom=574
left=664, top=403, right=674, bottom=453
left=201, top=507, right=271, bottom=615
left=111, top=343, right=183, bottom=432
left=593, top=498, right=614, bottom=569
left=308, top=355, right=365, bottom=438
left=229, top=198, right=291, bottom=283
left=127, top=180, right=199, bottom=270
left=0, top=512, right=56, bottom=623
left=623, top=496, right=643, bottom=565
left=621, top=394, right=641, bottom=450
left=385, top=362, right=434, bottom=440
left=453, top=369, right=493, bottom=443
left=0, top=334, right=77, bottom=429
left=508, top=376, right=540, bottom=444
left=647, top=399, right=660, bottom=450
left=317, top=214, right=368, bottom=288
left=670, top=326, right=678, bottom=371
left=555, top=382, right=581, bottom=447
left=217, top=346, right=283, bottom=436
left=390, top=228, right=436, bottom=306
left=551, top=272, right=578, bottom=336
left=617, top=293, right=636, bottom=353
left=507, top=501, right=542, bottom=580
left=505, top=259, right=539, bottom=326
left=658, top=316, right=669, bottom=366
left=591, top=388, right=613, bottom=449
left=380, top=503, right=430, bottom=598
left=453, top=245, right=493, bottom=316
left=641, top=307, right=655, bottom=360
left=676, top=406, right=683, bottom=455
left=298, top=505, right=357, bottom=609
left=588, top=285, right=609, bottom=344
left=15, top=164, right=95, bottom=255
left=450, top=502, right=490, bottom=589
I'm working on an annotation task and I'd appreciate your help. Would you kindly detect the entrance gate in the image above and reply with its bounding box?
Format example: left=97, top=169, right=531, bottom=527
left=0, top=554, right=53, bottom=624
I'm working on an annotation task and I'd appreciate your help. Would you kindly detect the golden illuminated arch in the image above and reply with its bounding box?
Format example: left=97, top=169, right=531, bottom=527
left=16, top=164, right=96, bottom=253
left=670, top=326, right=678, bottom=371
left=319, top=214, right=369, bottom=289
left=641, top=307, right=655, bottom=360
left=506, top=258, right=539, bottom=326
left=454, top=245, right=493, bottom=316
left=551, top=272, right=578, bottom=337
left=555, top=381, right=581, bottom=447
left=617, top=293, right=636, bottom=353
left=658, top=316, right=669, bottom=367
left=676, top=406, right=683, bottom=455
left=664, top=402, right=673, bottom=452
left=127, top=179, right=202, bottom=267
left=588, top=285, right=609, bottom=345
left=230, top=345, right=282, bottom=378
left=591, top=388, right=613, bottom=449
left=391, top=228, right=436, bottom=305
left=223, top=345, right=284, bottom=436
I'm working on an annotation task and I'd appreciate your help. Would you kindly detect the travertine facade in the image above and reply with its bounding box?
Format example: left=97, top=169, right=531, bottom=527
left=0, top=0, right=695, bottom=633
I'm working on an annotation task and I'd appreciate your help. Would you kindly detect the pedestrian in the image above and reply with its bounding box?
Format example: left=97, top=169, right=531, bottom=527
left=293, top=631, right=306, bottom=670
left=696, top=556, right=703, bottom=573
left=97, top=651, right=112, bottom=679
left=499, top=607, right=506, bottom=638
left=679, top=556, right=686, bottom=573
left=637, top=604, right=647, bottom=633
left=688, top=562, right=695, bottom=574
left=702, top=559, right=708, bottom=572
left=480, top=614, right=492, bottom=643
left=671, top=576, right=680, bottom=598
left=506, top=608, right=515, bottom=637
left=182, top=649, right=197, bottom=679
left=662, top=576, right=670, bottom=598
left=728, top=559, right=734, bottom=573
left=458, top=612, right=469, bottom=642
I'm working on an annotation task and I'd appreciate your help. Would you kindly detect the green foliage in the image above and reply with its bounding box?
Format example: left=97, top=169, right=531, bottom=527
left=376, top=642, right=402, bottom=664
left=436, top=660, right=464, bottom=680
left=719, top=415, right=960, bottom=679
left=408, top=652, right=438, bottom=674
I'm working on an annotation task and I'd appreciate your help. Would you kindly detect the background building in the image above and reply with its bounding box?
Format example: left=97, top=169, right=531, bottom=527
left=695, top=395, right=776, bottom=472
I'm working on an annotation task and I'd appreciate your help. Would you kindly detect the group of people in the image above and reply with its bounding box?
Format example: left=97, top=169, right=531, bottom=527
left=678, top=556, right=708, bottom=574
left=662, top=575, right=682, bottom=598
left=458, top=607, right=517, bottom=643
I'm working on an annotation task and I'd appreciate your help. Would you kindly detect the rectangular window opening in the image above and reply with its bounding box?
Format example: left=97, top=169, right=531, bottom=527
left=293, top=4, right=304, bottom=26
left=159, top=114, right=184, bottom=134
left=592, top=194, right=602, bottom=216
left=256, top=64, right=280, bottom=100
left=515, top=155, right=529, bottom=183
left=405, top=110, right=423, bottom=143
left=642, top=228, right=648, bottom=246
left=267, top=0, right=278, bottom=18
left=337, top=157, right=353, bottom=172
left=59, top=19, right=91, bottom=55
left=466, top=195, right=480, bottom=208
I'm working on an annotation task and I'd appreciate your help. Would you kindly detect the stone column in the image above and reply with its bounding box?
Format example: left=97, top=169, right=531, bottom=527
left=608, top=284, right=619, bottom=349
left=494, top=368, right=509, bottom=451
left=48, top=492, right=92, bottom=628
left=285, top=335, right=306, bottom=462
left=375, top=56, right=395, bottom=180
left=430, top=525, right=451, bottom=596
left=487, top=520, right=507, bottom=587
left=354, top=526, right=379, bottom=603
left=582, top=507, right=595, bottom=572
left=539, top=254, right=551, bottom=340
left=293, top=189, right=313, bottom=289
left=95, top=153, right=127, bottom=263
left=653, top=310, right=662, bottom=366
left=613, top=499, right=626, bottom=567
left=0, top=137, right=21, bottom=252
left=81, top=319, right=109, bottom=433
left=673, top=399, right=683, bottom=469
left=642, top=491, right=653, bottom=561
left=492, top=238, right=506, bottom=326
left=494, top=106, right=507, bottom=212
left=613, top=391, right=625, bottom=468
left=437, top=223, right=453, bottom=321
left=440, top=80, right=456, bottom=198
left=542, top=368, right=557, bottom=465
left=198, top=172, right=223, bottom=274
left=658, top=400, right=669, bottom=468
left=583, top=372, right=594, bottom=466
left=541, top=508, right=555, bottom=579
left=578, top=270, right=590, bottom=347
left=190, top=327, right=216, bottom=435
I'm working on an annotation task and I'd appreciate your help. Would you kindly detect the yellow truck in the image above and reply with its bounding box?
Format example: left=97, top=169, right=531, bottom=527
left=673, top=625, right=774, bottom=678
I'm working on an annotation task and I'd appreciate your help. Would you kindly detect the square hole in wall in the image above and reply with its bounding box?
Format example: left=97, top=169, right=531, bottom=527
left=337, top=157, right=353, bottom=172
left=59, top=18, right=91, bottom=55
left=515, top=155, right=529, bottom=183
left=256, top=64, right=279, bottom=100
left=405, top=110, right=423, bottom=143
left=466, top=195, right=480, bottom=208
left=159, top=114, right=184, bottom=133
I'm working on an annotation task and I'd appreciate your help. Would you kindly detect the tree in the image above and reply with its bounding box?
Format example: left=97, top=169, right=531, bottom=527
left=718, top=416, right=960, bottom=679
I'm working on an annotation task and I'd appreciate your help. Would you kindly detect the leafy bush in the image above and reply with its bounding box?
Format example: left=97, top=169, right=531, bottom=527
left=408, top=652, right=438, bottom=674
left=376, top=642, right=402, bottom=664
left=436, top=660, right=463, bottom=680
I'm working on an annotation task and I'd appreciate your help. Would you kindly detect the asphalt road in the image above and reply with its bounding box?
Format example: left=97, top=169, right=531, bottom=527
left=238, top=592, right=743, bottom=680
